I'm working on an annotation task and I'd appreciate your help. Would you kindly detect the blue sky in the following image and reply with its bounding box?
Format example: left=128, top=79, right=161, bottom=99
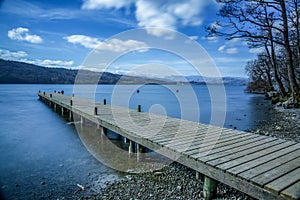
left=0, top=0, right=259, bottom=77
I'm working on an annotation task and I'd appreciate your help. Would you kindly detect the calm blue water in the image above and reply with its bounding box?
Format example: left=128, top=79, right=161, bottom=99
left=0, top=84, right=273, bottom=199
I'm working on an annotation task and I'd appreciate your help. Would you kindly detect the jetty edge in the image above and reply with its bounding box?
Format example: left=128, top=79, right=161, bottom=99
left=38, top=91, right=300, bottom=200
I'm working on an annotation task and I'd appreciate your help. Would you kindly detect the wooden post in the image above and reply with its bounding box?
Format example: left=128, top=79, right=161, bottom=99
left=103, top=99, right=106, bottom=105
left=137, top=105, right=141, bottom=112
left=124, top=137, right=128, bottom=143
left=203, top=176, right=217, bottom=200
left=137, top=143, right=145, bottom=153
left=61, top=107, right=64, bottom=116
left=80, top=116, right=84, bottom=125
left=70, top=100, right=73, bottom=106
left=196, top=171, right=202, bottom=180
left=53, top=103, right=56, bottom=111
left=99, top=126, right=108, bottom=135
left=94, top=107, right=98, bottom=115
left=103, top=127, right=108, bottom=135
left=69, top=110, right=73, bottom=121
left=50, top=93, right=52, bottom=98
left=129, top=140, right=134, bottom=153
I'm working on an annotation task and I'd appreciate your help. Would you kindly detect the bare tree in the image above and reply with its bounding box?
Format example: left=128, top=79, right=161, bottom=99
left=209, top=0, right=300, bottom=96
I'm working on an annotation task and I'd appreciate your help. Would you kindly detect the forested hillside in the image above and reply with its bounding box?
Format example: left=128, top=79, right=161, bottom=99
left=0, top=59, right=161, bottom=84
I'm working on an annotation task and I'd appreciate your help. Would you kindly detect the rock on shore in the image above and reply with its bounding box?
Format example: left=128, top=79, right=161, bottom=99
left=253, top=107, right=300, bottom=142
left=91, top=162, right=253, bottom=200
left=80, top=107, right=300, bottom=200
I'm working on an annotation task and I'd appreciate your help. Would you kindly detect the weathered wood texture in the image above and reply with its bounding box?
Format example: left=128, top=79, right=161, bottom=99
left=38, top=92, right=300, bottom=200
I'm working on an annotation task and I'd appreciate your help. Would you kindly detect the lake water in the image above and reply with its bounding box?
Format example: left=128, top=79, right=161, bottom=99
left=0, top=84, right=273, bottom=199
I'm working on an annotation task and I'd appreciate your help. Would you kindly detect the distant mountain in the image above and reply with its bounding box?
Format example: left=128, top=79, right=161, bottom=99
left=187, top=76, right=248, bottom=85
left=0, top=59, right=164, bottom=84
left=0, top=59, right=248, bottom=85
left=162, top=75, right=248, bottom=85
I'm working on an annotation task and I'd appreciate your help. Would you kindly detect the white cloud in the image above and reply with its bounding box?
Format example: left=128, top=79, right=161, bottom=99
left=19, top=58, right=74, bottom=68
left=8, top=27, right=43, bottom=43
left=34, top=59, right=74, bottom=67
left=0, top=48, right=74, bottom=68
left=81, top=0, right=133, bottom=9
left=81, top=0, right=214, bottom=37
left=214, top=56, right=250, bottom=63
left=189, top=36, right=199, bottom=40
left=64, top=34, right=148, bottom=52
left=202, top=36, right=219, bottom=43
left=0, top=49, right=28, bottom=60
left=218, top=45, right=238, bottom=54
left=249, top=47, right=264, bottom=54
left=64, top=35, right=100, bottom=49
left=226, top=47, right=238, bottom=54
left=218, top=38, right=245, bottom=54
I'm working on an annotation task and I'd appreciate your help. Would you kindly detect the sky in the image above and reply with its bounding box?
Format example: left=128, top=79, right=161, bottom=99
left=0, top=0, right=259, bottom=78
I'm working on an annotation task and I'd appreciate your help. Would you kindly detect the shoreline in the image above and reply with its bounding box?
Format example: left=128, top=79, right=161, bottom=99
left=253, top=106, right=300, bottom=142
left=87, top=106, right=300, bottom=200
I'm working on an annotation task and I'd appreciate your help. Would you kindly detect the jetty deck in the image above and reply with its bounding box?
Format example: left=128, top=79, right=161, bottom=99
left=38, top=92, right=300, bottom=200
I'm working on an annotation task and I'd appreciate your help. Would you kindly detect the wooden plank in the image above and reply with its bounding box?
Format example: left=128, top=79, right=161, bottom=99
left=160, top=128, right=233, bottom=145
left=158, top=127, right=225, bottom=145
left=186, top=134, right=261, bottom=156
left=228, top=144, right=300, bottom=176
left=280, top=180, right=300, bottom=200
left=152, top=127, right=208, bottom=142
left=183, top=132, right=257, bottom=155
left=205, top=139, right=282, bottom=166
left=166, top=130, right=250, bottom=152
left=216, top=141, right=294, bottom=171
left=264, top=167, right=300, bottom=195
left=251, top=157, right=300, bottom=187
left=149, top=131, right=202, bottom=144
left=197, top=137, right=277, bottom=162
left=239, top=148, right=300, bottom=180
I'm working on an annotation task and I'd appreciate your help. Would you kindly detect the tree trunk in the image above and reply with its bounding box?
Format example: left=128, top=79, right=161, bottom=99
left=265, top=43, right=286, bottom=96
left=279, top=0, right=299, bottom=94
left=263, top=5, right=286, bottom=96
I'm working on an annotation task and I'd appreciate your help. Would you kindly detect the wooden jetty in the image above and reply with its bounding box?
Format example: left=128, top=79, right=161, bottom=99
left=38, top=92, right=300, bottom=200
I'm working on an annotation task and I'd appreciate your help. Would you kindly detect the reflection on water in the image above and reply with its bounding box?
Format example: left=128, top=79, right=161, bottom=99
left=76, top=120, right=171, bottom=173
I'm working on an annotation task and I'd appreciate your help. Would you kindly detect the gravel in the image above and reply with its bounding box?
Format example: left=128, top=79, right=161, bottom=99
left=81, top=107, right=300, bottom=200
left=252, top=107, right=300, bottom=142
left=89, top=162, right=253, bottom=200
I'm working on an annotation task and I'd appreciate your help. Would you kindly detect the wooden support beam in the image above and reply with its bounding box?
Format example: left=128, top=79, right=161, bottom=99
left=129, top=140, right=134, bottom=153
left=97, top=124, right=101, bottom=130
left=137, top=143, right=145, bottom=153
left=196, top=171, right=202, bottom=180
left=100, top=127, right=108, bottom=135
left=124, top=137, right=128, bottom=143
left=80, top=116, right=84, bottom=124
left=203, top=176, right=217, bottom=200
left=69, top=110, right=73, bottom=121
